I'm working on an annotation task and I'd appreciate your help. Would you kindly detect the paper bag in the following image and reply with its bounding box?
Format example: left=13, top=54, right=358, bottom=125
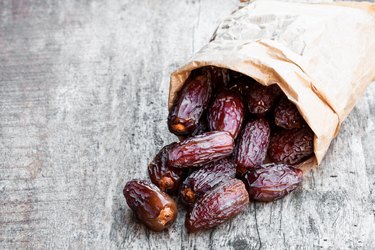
left=168, top=0, right=375, bottom=171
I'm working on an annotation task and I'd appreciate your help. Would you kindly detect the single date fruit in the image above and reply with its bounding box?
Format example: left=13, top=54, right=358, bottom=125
left=185, top=178, right=249, bottom=232
left=148, top=143, right=188, bottom=193
left=242, top=163, right=303, bottom=202
left=207, top=90, right=245, bottom=138
left=180, top=158, right=236, bottom=206
left=123, top=180, right=177, bottom=231
left=274, top=97, right=305, bottom=129
left=268, top=128, right=314, bottom=165
left=233, top=118, right=271, bottom=175
left=168, top=71, right=212, bottom=136
left=168, top=131, right=234, bottom=168
left=247, top=83, right=281, bottom=115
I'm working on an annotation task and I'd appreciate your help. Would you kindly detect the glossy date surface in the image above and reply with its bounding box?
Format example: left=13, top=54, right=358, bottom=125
left=233, top=118, right=271, bottom=175
left=168, top=71, right=212, bottom=136
left=180, top=158, right=236, bottom=206
left=123, top=180, right=177, bottom=231
left=148, top=143, right=187, bottom=193
left=185, top=178, right=249, bottom=232
left=168, top=131, right=234, bottom=168
left=207, top=90, right=244, bottom=138
left=274, top=97, right=305, bottom=129
left=268, top=128, right=314, bottom=165
left=247, top=83, right=281, bottom=115
left=242, top=163, right=303, bottom=202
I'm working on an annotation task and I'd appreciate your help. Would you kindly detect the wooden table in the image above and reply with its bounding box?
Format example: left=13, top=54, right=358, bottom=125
left=1, top=1, right=374, bottom=249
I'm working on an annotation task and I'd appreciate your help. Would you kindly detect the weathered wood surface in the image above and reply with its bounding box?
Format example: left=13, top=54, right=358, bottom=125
left=0, top=0, right=374, bottom=249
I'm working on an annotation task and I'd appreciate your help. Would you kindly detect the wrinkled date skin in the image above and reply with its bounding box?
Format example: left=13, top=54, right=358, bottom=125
left=233, top=118, right=271, bottom=175
left=185, top=178, right=249, bottom=232
left=268, top=128, right=314, bottom=165
left=242, top=163, right=303, bottom=202
left=168, top=131, right=234, bottom=168
left=123, top=180, right=177, bottom=231
left=247, top=83, right=282, bottom=115
left=168, top=71, right=212, bottom=136
left=207, top=90, right=245, bottom=139
left=274, top=97, right=305, bottom=129
left=148, top=143, right=188, bottom=194
left=180, top=158, right=236, bottom=206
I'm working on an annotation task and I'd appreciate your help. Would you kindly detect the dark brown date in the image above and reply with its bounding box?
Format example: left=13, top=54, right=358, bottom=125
left=180, top=158, right=236, bottom=206
left=123, top=180, right=177, bottom=231
left=185, top=178, right=249, bottom=232
left=191, top=112, right=209, bottom=136
left=268, top=128, right=314, bottom=165
left=274, top=97, right=305, bottom=129
left=242, top=163, right=303, bottom=202
left=148, top=143, right=188, bottom=193
left=229, top=76, right=254, bottom=98
left=168, top=131, right=234, bottom=168
left=247, top=83, right=281, bottom=115
left=168, top=71, right=212, bottom=136
left=203, top=66, right=230, bottom=91
left=233, top=118, right=271, bottom=175
left=207, top=90, right=244, bottom=139
left=229, top=70, right=246, bottom=81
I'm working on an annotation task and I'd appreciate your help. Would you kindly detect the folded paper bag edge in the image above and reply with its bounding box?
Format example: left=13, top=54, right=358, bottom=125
left=168, top=1, right=375, bottom=171
left=169, top=39, right=339, bottom=169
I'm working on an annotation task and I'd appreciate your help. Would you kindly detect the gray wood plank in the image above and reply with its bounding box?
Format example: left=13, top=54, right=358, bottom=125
left=0, top=0, right=374, bottom=249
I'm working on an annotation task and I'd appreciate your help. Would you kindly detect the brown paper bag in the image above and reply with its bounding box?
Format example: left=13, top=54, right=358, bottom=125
left=168, top=0, right=375, bottom=171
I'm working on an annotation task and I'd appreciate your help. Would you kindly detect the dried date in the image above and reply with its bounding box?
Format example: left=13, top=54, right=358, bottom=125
left=274, top=97, right=305, bottom=129
left=168, top=71, right=212, bottom=136
left=191, top=112, right=209, bottom=136
left=203, top=66, right=230, bottom=91
left=247, top=83, right=281, bottom=115
left=185, top=178, right=249, bottom=232
left=123, top=180, right=177, bottom=231
left=233, top=118, right=271, bottom=175
left=148, top=143, right=188, bottom=193
left=268, top=128, right=314, bottom=165
left=207, top=90, right=245, bottom=139
left=242, top=163, right=303, bottom=202
left=229, top=70, right=246, bottom=81
left=229, top=76, right=254, bottom=98
left=180, top=158, right=236, bottom=206
left=168, top=131, right=234, bottom=168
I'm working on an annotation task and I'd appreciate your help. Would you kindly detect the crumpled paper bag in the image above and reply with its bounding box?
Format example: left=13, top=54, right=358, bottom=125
left=168, top=0, right=375, bottom=171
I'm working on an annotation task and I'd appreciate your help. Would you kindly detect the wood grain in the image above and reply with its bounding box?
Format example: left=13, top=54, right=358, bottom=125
left=0, top=0, right=374, bottom=249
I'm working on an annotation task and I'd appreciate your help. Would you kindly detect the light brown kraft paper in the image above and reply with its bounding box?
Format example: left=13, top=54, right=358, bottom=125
left=168, top=0, right=375, bottom=172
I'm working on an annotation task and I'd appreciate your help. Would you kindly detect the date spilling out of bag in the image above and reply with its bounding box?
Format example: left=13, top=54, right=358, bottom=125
left=123, top=66, right=314, bottom=232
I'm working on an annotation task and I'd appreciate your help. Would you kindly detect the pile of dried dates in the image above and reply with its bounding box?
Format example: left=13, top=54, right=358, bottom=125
left=123, top=66, right=313, bottom=232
